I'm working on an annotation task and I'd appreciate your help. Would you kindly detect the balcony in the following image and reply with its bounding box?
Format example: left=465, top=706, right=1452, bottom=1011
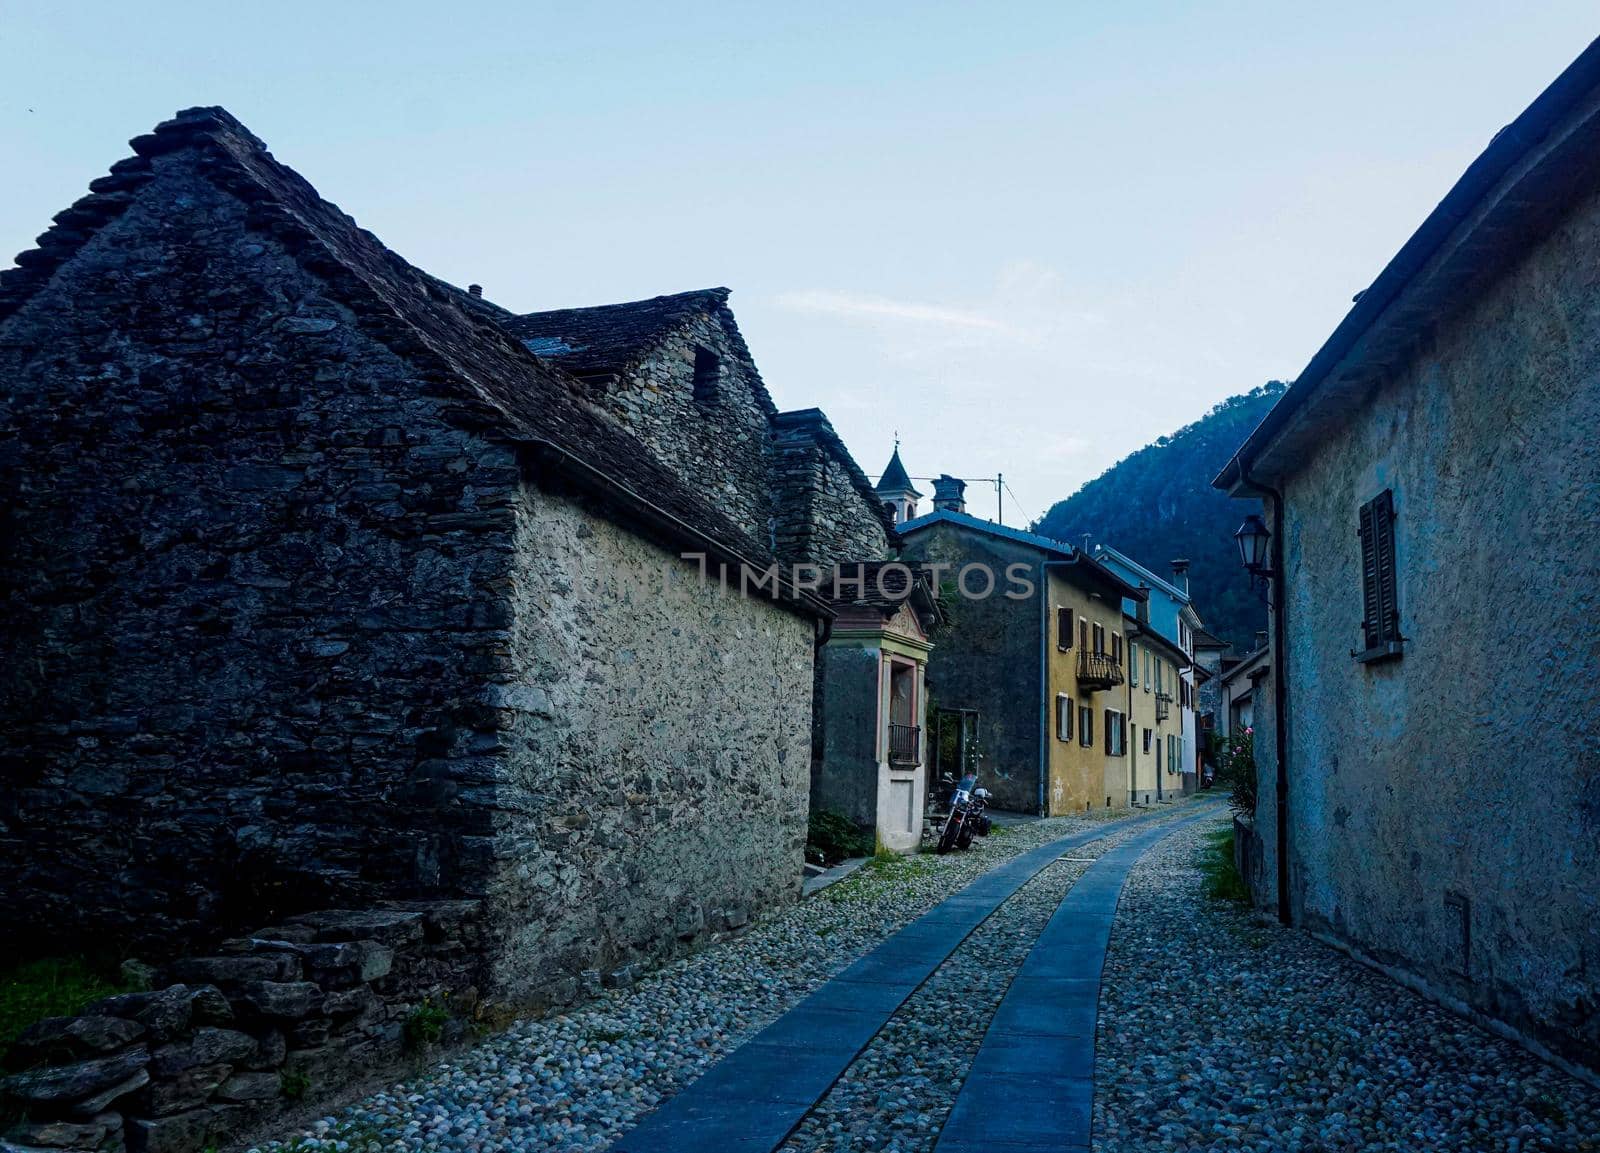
left=888, top=723, right=921, bottom=766
left=1076, top=650, right=1124, bottom=692
left=1155, top=692, right=1173, bottom=721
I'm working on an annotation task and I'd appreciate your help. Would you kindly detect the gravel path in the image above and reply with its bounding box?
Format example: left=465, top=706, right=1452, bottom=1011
left=1093, top=811, right=1600, bottom=1153
left=255, top=804, right=1160, bottom=1153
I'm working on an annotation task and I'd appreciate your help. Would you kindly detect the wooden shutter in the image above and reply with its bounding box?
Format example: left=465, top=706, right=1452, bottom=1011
left=1080, top=619, right=1089, bottom=651
left=1057, top=607, right=1073, bottom=650
left=1112, top=633, right=1122, bottom=664
left=1360, top=490, right=1399, bottom=648
left=1104, top=709, right=1112, bottom=753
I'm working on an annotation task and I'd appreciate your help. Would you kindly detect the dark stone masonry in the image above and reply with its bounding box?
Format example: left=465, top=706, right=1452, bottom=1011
left=0, top=107, right=894, bottom=1151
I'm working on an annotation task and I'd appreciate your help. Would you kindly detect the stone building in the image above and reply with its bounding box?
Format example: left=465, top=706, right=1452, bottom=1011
left=895, top=509, right=1143, bottom=814
left=1215, top=43, right=1600, bottom=1074
left=0, top=108, right=890, bottom=1012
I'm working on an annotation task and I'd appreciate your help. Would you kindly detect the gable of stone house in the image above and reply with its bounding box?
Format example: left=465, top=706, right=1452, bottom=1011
left=0, top=107, right=820, bottom=961
left=771, top=409, right=895, bottom=568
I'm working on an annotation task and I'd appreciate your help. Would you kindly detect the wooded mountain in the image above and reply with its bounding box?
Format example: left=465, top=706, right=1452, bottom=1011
left=1033, top=382, right=1287, bottom=651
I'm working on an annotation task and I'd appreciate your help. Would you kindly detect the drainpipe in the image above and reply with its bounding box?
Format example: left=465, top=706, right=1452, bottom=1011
left=1037, top=559, right=1048, bottom=816
left=1242, top=463, right=1292, bottom=927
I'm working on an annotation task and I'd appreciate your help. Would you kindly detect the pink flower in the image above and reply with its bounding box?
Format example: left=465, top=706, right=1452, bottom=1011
left=1244, top=726, right=1254, bottom=735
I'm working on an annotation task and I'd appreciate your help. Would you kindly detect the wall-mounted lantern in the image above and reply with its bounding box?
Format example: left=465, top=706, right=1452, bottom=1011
left=1234, top=513, right=1274, bottom=602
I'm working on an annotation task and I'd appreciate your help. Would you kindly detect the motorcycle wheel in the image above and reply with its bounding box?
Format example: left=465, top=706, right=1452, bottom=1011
left=937, top=815, right=961, bottom=854
left=957, top=826, right=975, bottom=850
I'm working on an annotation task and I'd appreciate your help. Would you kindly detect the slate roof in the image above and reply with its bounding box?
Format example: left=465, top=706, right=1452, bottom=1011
left=897, top=510, right=1145, bottom=603
left=504, top=290, right=778, bottom=411
left=823, top=560, right=944, bottom=627
left=1, top=107, right=815, bottom=611
left=875, top=447, right=921, bottom=497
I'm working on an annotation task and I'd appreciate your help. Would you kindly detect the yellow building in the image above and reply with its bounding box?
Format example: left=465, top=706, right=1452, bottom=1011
left=1043, top=558, right=1145, bottom=815
left=1124, top=616, right=1187, bottom=807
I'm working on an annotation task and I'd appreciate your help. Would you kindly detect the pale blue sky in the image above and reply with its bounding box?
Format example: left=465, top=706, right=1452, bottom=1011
left=3, top=2, right=1595, bottom=522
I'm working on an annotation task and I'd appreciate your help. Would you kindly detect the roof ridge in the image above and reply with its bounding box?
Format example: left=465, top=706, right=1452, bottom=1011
left=0, top=107, right=257, bottom=320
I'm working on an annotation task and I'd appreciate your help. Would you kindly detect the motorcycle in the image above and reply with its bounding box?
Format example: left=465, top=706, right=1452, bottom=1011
left=936, top=773, right=993, bottom=854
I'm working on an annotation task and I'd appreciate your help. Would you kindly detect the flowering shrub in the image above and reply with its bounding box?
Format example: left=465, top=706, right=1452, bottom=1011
left=1221, top=727, right=1258, bottom=817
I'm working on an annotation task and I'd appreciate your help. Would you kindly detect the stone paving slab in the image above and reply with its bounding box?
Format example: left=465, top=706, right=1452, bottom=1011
left=931, top=805, right=1219, bottom=1153
left=607, top=807, right=1193, bottom=1153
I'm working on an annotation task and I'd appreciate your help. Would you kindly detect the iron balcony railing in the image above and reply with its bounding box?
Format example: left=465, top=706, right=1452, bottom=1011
left=889, top=723, right=922, bottom=766
left=1076, top=650, right=1125, bottom=692
left=1155, top=692, right=1173, bottom=721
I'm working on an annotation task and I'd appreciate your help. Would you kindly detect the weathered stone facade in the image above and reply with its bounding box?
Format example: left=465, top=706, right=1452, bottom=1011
left=0, top=109, right=844, bottom=1011
left=488, top=488, right=814, bottom=997
left=895, top=520, right=1048, bottom=814
left=0, top=144, right=513, bottom=953
left=771, top=410, right=893, bottom=568
left=1217, top=53, right=1600, bottom=1074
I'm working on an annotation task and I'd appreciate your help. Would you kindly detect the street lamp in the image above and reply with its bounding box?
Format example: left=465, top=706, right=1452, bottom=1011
left=1234, top=513, right=1273, bottom=601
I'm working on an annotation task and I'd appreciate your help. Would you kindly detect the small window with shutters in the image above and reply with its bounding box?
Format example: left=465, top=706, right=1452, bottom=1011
left=1104, top=710, right=1125, bottom=756
left=1055, top=694, right=1073, bottom=742
left=1078, top=705, right=1094, bottom=749
left=1079, top=618, right=1089, bottom=651
left=1357, top=489, right=1403, bottom=662
left=1111, top=632, right=1122, bottom=665
left=1130, top=643, right=1139, bottom=687
left=1092, top=623, right=1105, bottom=654
left=1057, top=607, right=1073, bottom=651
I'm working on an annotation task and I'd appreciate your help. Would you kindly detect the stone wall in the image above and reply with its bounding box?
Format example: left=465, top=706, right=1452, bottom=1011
left=485, top=486, right=815, bottom=1002
left=1276, top=187, right=1600, bottom=1069
left=0, top=150, right=518, bottom=954
left=0, top=902, right=483, bottom=1153
left=588, top=313, right=775, bottom=539
left=896, top=525, right=1043, bottom=813
left=771, top=424, right=891, bottom=568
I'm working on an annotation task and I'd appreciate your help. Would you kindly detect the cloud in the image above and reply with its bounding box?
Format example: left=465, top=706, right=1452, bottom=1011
left=774, top=289, right=1006, bottom=331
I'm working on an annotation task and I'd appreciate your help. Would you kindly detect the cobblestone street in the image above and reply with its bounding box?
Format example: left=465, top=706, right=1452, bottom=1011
left=258, top=803, right=1600, bottom=1153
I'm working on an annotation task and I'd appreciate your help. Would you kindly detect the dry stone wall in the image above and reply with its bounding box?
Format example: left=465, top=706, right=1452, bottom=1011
left=0, top=151, right=519, bottom=954
left=0, top=902, right=484, bottom=1153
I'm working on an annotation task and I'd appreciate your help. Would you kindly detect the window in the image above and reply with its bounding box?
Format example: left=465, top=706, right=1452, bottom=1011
left=1143, top=649, right=1151, bottom=692
left=1092, top=623, right=1105, bottom=654
left=1142, top=727, right=1152, bottom=754
left=1057, top=607, right=1073, bottom=651
left=1111, top=632, right=1122, bottom=665
left=1358, top=489, right=1402, bottom=660
left=1079, top=618, right=1089, bottom=651
left=1055, top=694, right=1073, bottom=742
left=692, top=346, right=721, bottom=404
left=1078, top=705, right=1094, bottom=748
left=1130, top=643, right=1139, bottom=687
left=1104, top=710, right=1126, bottom=756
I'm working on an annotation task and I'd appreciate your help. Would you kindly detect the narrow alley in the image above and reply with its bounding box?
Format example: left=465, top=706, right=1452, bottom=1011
left=258, top=805, right=1600, bottom=1153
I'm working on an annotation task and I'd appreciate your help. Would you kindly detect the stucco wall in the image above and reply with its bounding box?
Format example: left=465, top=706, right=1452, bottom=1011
left=1277, top=188, right=1600, bottom=1067
left=1044, top=572, right=1129, bottom=815
left=491, top=488, right=814, bottom=1002
left=897, top=525, right=1043, bottom=812
left=0, top=154, right=517, bottom=953
left=811, top=643, right=883, bottom=829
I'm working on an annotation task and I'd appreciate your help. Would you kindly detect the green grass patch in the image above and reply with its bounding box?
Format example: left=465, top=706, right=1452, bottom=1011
left=1199, top=828, right=1251, bottom=904
left=806, top=809, right=873, bottom=866
left=1, top=957, right=137, bottom=1062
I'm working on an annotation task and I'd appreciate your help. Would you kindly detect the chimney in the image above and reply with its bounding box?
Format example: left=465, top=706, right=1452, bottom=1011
left=1254, top=629, right=1268, bottom=653
left=931, top=474, right=967, bottom=514
left=1170, top=558, right=1190, bottom=594
left=468, top=284, right=483, bottom=298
